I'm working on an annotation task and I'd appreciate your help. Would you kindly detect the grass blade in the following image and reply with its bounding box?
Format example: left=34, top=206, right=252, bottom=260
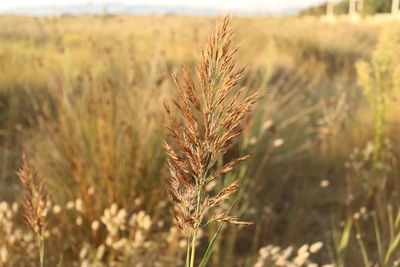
left=198, top=223, right=225, bottom=267
left=384, top=232, right=400, bottom=264
left=373, top=214, right=385, bottom=266
left=337, top=218, right=353, bottom=267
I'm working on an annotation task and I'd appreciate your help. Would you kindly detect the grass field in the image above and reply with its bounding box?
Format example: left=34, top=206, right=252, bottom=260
left=0, top=14, right=399, bottom=266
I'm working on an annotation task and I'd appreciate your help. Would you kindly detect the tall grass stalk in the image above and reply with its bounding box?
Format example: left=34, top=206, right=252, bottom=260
left=356, top=26, right=400, bottom=190
left=164, top=16, right=259, bottom=266
left=17, top=155, right=49, bottom=267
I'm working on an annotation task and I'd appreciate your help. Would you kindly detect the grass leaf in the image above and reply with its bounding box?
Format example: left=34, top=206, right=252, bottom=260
left=337, top=218, right=353, bottom=266
left=198, top=223, right=225, bottom=267
left=384, top=232, right=400, bottom=264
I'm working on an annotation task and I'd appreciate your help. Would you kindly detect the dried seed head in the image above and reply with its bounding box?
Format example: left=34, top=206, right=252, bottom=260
left=17, top=155, right=49, bottom=236
left=211, top=214, right=253, bottom=226
left=164, top=15, right=259, bottom=231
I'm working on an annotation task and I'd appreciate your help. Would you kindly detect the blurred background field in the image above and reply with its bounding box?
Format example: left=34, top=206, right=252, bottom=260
left=0, top=12, right=400, bottom=267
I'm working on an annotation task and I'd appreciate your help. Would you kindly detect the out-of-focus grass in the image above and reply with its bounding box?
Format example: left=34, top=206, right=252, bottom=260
left=0, top=14, right=399, bottom=266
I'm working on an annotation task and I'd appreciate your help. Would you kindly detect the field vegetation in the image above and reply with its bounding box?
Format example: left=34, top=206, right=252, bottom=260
left=0, top=14, right=399, bottom=266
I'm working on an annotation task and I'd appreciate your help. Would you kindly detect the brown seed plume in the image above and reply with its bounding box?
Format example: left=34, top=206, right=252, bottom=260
left=17, top=155, right=48, bottom=236
left=164, top=16, right=260, bottom=232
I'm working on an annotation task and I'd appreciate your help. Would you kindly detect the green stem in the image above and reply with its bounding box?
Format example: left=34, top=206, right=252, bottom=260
left=356, top=233, right=370, bottom=267
left=38, top=233, right=45, bottom=267
left=190, top=230, right=198, bottom=267
left=190, top=183, right=202, bottom=267
left=186, top=235, right=191, bottom=267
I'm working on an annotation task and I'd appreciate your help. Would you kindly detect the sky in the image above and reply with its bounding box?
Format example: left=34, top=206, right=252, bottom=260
left=0, top=0, right=331, bottom=13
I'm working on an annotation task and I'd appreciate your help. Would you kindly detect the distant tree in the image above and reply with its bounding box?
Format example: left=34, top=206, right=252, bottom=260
left=334, top=0, right=351, bottom=14
left=300, top=0, right=349, bottom=16
left=363, top=0, right=392, bottom=14
left=300, top=0, right=393, bottom=16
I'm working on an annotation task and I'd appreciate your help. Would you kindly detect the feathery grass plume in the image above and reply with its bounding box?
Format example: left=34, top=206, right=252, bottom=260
left=164, top=15, right=260, bottom=267
left=17, top=155, right=48, bottom=267
left=355, top=26, right=400, bottom=191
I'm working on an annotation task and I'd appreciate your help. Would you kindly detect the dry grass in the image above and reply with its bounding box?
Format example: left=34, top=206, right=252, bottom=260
left=164, top=16, right=259, bottom=266
left=17, top=155, right=48, bottom=267
left=0, top=14, right=399, bottom=267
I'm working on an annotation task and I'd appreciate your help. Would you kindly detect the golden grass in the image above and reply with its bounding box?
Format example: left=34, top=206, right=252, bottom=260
left=0, top=14, right=399, bottom=266
left=164, top=16, right=259, bottom=266
left=17, top=155, right=48, bottom=267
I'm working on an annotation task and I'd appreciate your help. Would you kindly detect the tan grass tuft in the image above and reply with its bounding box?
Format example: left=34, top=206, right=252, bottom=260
left=17, top=154, right=48, bottom=267
left=17, top=155, right=48, bottom=236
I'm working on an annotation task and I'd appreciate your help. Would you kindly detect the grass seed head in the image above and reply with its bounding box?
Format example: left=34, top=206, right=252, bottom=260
left=164, top=15, right=260, bottom=233
left=17, top=155, right=48, bottom=236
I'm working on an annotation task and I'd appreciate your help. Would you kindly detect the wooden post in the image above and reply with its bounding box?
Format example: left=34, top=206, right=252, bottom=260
left=392, top=0, right=400, bottom=14
left=326, top=1, right=334, bottom=16
left=349, top=0, right=356, bottom=15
